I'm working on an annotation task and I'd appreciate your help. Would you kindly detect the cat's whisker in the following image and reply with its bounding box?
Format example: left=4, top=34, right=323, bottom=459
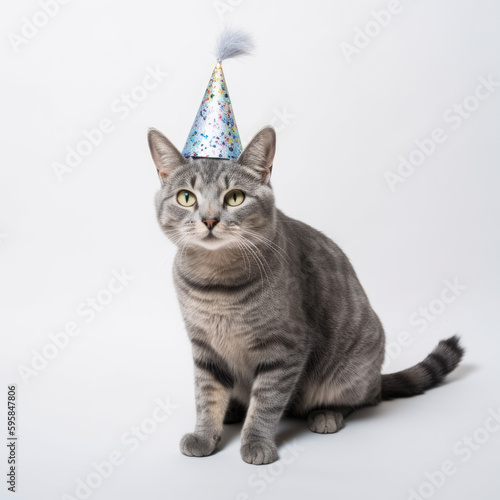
left=227, top=235, right=252, bottom=280
left=231, top=235, right=252, bottom=279
left=236, top=235, right=273, bottom=291
left=178, top=235, right=192, bottom=268
left=274, top=226, right=298, bottom=250
left=238, top=228, right=284, bottom=250
left=142, top=242, right=178, bottom=283
left=238, top=233, right=276, bottom=277
left=231, top=234, right=267, bottom=291
left=238, top=228, right=292, bottom=266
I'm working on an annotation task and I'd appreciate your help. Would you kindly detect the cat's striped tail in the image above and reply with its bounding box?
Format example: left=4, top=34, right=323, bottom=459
left=381, top=335, right=464, bottom=400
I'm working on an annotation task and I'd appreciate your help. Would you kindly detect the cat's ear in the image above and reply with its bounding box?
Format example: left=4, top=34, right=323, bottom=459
left=237, top=127, right=276, bottom=183
left=147, top=128, right=186, bottom=184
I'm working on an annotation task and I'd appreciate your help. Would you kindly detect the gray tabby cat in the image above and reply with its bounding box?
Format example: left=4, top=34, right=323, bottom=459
left=148, top=126, right=464, bottom=465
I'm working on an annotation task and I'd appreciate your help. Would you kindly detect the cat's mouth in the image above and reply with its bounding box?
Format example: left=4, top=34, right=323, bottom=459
left=201, top=231, right=222, bottom=244
left=192, top=229, right=228, bottom=250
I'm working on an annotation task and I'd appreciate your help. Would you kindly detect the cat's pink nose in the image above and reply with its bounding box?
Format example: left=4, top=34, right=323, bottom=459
left=202, top=219, right=219, bottom=230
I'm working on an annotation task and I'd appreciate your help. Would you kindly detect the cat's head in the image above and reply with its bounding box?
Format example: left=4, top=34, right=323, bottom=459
left=148, top=127, right=276, bottom=250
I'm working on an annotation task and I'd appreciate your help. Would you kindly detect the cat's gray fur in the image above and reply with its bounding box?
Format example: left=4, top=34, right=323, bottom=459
left=148, top=126, right=464, bottom=465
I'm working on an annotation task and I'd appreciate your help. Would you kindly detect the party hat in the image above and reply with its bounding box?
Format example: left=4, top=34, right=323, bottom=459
left=181, top=29, right=254, bottom=160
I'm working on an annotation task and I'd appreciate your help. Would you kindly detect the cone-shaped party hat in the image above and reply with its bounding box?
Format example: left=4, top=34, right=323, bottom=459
left=182, top=29, right=253, bottom=160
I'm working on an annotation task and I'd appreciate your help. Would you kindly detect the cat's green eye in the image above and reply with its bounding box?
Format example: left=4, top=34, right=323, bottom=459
left=225, top=189, right=245, bottom=207
left=177, top=190, right=196, bottom=207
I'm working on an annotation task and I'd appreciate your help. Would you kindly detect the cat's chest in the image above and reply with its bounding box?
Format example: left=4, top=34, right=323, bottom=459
left=174, top=270, right=264, bottom=326
left=178, top=285, right=248, bottom=322
left=205, top=312, right=251, bottom=368
left=176, top=285, right=261, bottom=371
left=181, top=295, right=253, bottom=347
left=186, top=301, right=254, bottom=373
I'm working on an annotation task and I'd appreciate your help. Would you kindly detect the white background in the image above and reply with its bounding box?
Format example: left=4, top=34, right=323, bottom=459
left=1, top=1, right=499, bottom=499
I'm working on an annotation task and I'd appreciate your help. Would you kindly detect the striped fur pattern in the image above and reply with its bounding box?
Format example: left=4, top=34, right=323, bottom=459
left=147, top=127, right=465, bottom=464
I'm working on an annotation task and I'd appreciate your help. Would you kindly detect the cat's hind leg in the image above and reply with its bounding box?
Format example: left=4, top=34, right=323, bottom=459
left=301, top=362, right=382, bottom=434
left=306, top=407, right=351, bottom=434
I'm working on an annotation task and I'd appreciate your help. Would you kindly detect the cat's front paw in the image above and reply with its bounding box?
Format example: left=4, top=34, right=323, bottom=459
left=240, top=440, right=278, bottom=465
left=180, top=432, right=220, bottom=457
